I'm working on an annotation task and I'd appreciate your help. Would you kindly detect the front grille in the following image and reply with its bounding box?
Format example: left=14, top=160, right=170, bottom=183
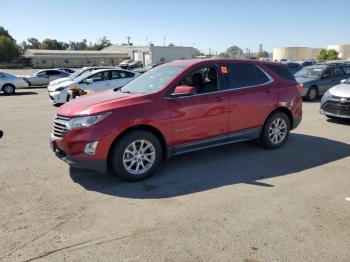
left=322, top=101, right=350, bottom=116
left=53, top=115, right=70, bottom=138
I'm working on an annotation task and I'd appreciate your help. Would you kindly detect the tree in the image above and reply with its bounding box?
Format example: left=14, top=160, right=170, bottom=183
left=0, top=27, right=19, bottom=61
left=27, top=38, right=41, bottom=49
left=91, top=36, right=112, bottom=50
left=0, top=36, right=19, bottom=61
left=257, top=51, right=269, bottom=59
left=219, top=45, right=243, bottom=58
left=317, top=49, right=340, bottom=61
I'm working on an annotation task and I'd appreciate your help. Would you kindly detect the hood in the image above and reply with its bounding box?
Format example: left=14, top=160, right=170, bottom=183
left=49, top=79, right=74, bottom=91
left=329, top=83, right=350, bottom=98
left=295, top=77, right=316, bottom=85
left=49, top=77, right=71, bottom=86
left=57, top=89, right=146, bottom=116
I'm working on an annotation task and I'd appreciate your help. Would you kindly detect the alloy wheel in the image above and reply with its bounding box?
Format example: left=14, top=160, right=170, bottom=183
left=269, top=117, right=287, bottom=144
left=122, top=139, right=156, bottom=175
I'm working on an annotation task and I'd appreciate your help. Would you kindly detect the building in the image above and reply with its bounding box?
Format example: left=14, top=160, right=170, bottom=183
left=102, top=45, right=196, bottom=65
left=273, top=44, right=350, bottom=61
left=23, top=49, right=128, bottom=68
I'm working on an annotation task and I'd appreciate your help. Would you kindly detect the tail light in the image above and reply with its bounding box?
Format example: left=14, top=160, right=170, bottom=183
left=23, top=77, right=29, bottom=82
left=296, top=83, right=303, bottom=94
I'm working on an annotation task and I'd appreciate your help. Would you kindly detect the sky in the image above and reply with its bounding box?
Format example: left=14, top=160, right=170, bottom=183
left=1, top=0, right=350, bottom=53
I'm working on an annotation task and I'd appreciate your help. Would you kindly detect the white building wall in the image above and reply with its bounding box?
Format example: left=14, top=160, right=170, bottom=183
left=327, top=44, right=350, bottom=59
left=151, top=46, right=196, bottom=64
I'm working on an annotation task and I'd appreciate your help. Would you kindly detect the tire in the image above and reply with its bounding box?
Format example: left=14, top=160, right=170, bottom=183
left=306, top=86, right=318, bottom=101
left=2, top=84, right=16, bottom=95
left=260, top=111, right=290, bottom=149
left=110, top=130, right=163, bottom=181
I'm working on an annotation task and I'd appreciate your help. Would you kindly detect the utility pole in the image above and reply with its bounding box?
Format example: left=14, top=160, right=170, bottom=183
left=163, top=36, right=166, bottom=46
left=126, top=36, right=131, bottom=45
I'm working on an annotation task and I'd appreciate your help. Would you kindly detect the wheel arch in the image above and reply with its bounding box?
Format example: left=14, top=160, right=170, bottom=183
left=2, top=83, right=16, bottom=89
left=107, top=124, right=168, bottom=168
left=260, top=107, right=294, bottom=139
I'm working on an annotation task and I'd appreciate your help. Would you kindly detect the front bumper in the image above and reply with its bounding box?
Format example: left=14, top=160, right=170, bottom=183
left=50, top=135, right=107, bottom=173
left=49, top=90, right=68, bottom=104
left=320, top=97, right=350, bottom=119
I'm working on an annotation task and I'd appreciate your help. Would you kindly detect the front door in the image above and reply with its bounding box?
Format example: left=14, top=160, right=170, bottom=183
left=168, top=66, right=228, bottom=146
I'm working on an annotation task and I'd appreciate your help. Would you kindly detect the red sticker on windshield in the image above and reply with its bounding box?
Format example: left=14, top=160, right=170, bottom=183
left=221, top=66, right=228, bottom=74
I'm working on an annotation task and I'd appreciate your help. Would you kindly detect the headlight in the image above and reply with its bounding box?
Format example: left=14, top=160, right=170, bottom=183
left=68, top=112, right=111, bottom=129
left=55, top=87, right=65, bottom=91
left=323, top=91, right=332, bottom=99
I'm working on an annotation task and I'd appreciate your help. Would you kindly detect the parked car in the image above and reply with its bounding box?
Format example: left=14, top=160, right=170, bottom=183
left=24, top=69, right=70, bottom=87
left=320, top=78, right=350, bottom=119
left=48, top=68, right=139, bottom=105
left=50, top=59, right=302, bottom=181
left=48, top=66, right=115, bottom=88
left=119, top=60, right=143, bottom=69
left=0, top=71, right=29, bottom=95
left=133, top=63, right=159, bottom=74
left=284, top=62, right=302, bottom=74
left=295, top=64, right=350, bottom=100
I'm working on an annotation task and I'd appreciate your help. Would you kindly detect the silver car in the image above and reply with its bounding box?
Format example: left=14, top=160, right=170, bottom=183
left=48, top=66, right=115, bottom=88
left=25, top=69, right=70, bottom=86
left=0, top=71, right=29, bottom=95
left=320, top=78, right=350, bottom=119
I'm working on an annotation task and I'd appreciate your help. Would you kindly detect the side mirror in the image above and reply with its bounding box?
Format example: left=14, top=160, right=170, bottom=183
left=171, top=85, right=196, bottom=97
left=341, top=79, right=348, bottom=84
left=85, top=79, right=93, bottom=84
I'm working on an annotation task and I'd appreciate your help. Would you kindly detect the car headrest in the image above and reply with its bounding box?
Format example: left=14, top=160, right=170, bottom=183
left=208, top=68, right=217, bottom=82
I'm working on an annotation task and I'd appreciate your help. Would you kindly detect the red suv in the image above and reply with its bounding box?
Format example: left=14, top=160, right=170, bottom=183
left=50, top=59, right=302, bottom=181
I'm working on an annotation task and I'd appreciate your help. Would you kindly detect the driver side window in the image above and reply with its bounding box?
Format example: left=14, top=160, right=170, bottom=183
left=85, top=71, right=109, bottom=83
left=178, top=67, right=218, bottom=95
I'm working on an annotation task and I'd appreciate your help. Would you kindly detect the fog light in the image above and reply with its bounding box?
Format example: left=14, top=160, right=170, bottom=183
left=84, top=141, right=99, bottom=155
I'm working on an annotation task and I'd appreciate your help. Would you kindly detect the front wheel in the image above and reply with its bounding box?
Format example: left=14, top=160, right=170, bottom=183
left=110, top=130, right=162, bottom=181
left=2, top=84, right=16, bottom=95
left=260, top=112, right=290, bottom=149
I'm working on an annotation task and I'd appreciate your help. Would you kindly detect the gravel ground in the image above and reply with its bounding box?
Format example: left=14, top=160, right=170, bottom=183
left=0, top=84, right=349, bottom=262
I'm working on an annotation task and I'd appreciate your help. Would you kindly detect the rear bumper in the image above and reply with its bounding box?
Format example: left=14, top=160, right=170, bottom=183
left=50, top=136, right=107, bottom=173
left=292, top=116, right=302, bottom=129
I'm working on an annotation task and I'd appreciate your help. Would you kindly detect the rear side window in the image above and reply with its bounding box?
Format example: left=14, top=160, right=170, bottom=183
left=265, top=64, right=295, bottom=81
left=333, top=67, right=345, bottom=76
left=47, top=70, right=62, bottom=75
left=342, top=66, right=350, bottom=74
left=226, top=63, right=270, bottom=89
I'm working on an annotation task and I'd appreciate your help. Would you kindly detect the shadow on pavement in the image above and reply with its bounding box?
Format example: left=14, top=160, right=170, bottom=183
left=326, top=118, right=350, bottom=126
left=0, top=91, right=38, bottom=96
left=70, top=133, right=350, bottom=199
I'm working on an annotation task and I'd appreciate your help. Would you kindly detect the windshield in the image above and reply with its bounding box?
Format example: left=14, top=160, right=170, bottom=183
left=295, top=67, right=324, bottom=79
left=120, top=65, right=185, bottom=94
left=69, top=69, right=85, bottom=79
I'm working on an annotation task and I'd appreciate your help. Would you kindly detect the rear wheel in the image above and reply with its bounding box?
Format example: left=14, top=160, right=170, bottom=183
left=110, top=130, right=162, bottom=181
left=306, top=86, right=318, bottom=101
left=2, top=84, right=15, bottom=95
left=260, top=111, right=290, bottom=149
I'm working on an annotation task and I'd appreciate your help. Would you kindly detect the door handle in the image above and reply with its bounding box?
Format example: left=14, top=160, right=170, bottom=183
left=215, top=96, right=224, bottom=102
left=265, top=89, right=272, bottom=94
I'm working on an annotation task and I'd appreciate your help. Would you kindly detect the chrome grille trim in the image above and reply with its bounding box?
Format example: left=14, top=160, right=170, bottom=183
left=52, top=115, right=70, bottom=138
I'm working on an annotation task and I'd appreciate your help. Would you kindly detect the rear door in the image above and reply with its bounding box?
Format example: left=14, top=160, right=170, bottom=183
left=222, top=61, right=277, bottom=134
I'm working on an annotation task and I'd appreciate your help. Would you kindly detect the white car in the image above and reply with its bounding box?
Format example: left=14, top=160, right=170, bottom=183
left=0, top=71, right=29, bottom=95
left=48, top=69, right=140, bottom=105
left=48, top=66, right=116, bottom=88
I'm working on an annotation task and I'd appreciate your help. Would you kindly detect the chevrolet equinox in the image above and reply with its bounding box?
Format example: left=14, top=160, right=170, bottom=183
left=50, top=59, right=302, bottom=181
